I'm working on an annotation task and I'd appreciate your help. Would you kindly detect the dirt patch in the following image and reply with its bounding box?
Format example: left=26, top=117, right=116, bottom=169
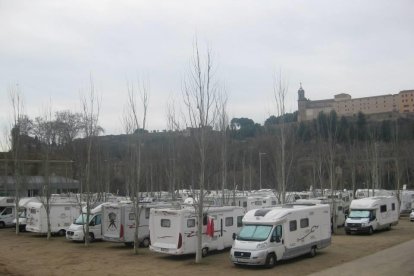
left=1, top=218, right=413, bottom=276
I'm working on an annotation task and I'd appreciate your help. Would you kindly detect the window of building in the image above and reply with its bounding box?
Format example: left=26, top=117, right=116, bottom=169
left=300, top=218, right=309, bottom=228
left=161, top=219, right=171, bottom=228
left=380, top=205, right=387, bottom=213
left=289, top=220, right=297, bottom=231
left=225, top=217, right=233, bottom=227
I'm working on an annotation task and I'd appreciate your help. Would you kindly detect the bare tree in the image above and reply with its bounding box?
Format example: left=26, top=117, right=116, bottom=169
left=80, top=76, right=102, bottom=246
left=181, top=40, right=221, bottom=263
left=272, top=74, right=294, bottom=204
left=33, top=103, right=55, bottom=240
left=122, top=77, right=150, bottom=254
left=9, top=84, right=25, bottom=235
left=217, top=91, right=229, bottom=205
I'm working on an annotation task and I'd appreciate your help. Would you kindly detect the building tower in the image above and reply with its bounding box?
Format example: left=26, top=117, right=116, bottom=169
left=297, top=83, right=307, bottom=122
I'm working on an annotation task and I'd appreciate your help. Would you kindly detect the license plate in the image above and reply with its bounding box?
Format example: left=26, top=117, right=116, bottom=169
left=161, top=248, right=168, bottom=252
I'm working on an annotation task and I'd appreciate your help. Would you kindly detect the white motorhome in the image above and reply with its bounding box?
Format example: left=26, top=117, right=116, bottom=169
left=26, top=201, right=81, bottom=235
left=12, top=197, right=41, bottom=231
left=0, top=197, right=16, bottom=228
left=246, top=195, right=278, bottom=211
left=149, top=206, right=245, bottom=256
left=66, top=204, right=106, bottom=242
left=230, top=204, right=331, bottom=268
left=295, top=197, right=346, bottom=228
left=345, top=196, right=399, bottom=235
left=102, top=201, right=171, bottom=247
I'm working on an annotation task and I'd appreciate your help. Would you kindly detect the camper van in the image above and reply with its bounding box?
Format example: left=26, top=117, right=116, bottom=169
left=66, top=204, right=105, bottom=242
left=102, top=201, right=172, bottom=247
left=0, top=197, right=16, bottom=228
left=26, top=201, right=81, bottom=235
left=230, top=204, right=331, bottom=268
left=345, top=196, right=399, bottom=235
left=12, top=197, right=41, bottom=231
left=149, top=206, right=245, bottom=256
left=295, top=197, right=347, bottom=228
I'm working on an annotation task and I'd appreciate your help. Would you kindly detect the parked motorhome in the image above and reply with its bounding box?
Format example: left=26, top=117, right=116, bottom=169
left=246, top=195, right=278, bottom=211
left=149, top=206, right=245, bottom=256
left=230, top=204, right=331, bottom=268
left=295, top=197, right=346, bottom=228
left=345, top=196, right=399, bottom=235
left=102, top=201, right=172, bottom=247
left=26, top=201, right=81, bottom=235
left=12, top=197, right=40, bottom=231
left=66, top=204, right=106, bottom=242
left=0, top=197, right=15, bottom=228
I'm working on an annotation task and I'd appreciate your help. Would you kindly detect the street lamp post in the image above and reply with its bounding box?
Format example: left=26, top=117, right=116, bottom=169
left=259, top=152, right=266, bottom=190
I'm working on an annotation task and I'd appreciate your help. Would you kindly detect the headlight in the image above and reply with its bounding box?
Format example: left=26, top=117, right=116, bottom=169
left=256, top=242, right=268, bottom=249
left=361, top=223, right=368, bottom=227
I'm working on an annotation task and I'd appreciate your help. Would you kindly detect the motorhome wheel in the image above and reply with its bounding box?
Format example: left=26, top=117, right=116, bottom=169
left=142, top=238, right=150, bottom=248
left=202, top=247, right=208, bottom=257
left=58, top=229, right=66, bottom=236
left=265, top=253, right=276, bottom=268
left=368, top=227, right=373, bottom=235
left=309, top=247, right=316, bottom=258
left=0, top=222, right=5, bottom=228
left=88, top=233, right=95, bottom=242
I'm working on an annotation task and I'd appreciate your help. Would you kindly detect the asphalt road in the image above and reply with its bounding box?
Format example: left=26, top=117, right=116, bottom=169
left=309, top=238, right=414, bottom=276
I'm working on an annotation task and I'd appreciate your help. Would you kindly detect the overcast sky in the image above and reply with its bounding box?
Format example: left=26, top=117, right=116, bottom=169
left=1, top=0, right=413, bottom=139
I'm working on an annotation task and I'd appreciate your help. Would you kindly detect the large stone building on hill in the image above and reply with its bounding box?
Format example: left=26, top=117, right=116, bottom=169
left=297, top=85, right=414, bottom=122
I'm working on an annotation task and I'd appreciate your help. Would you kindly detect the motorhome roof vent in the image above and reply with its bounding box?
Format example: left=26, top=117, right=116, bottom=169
left=254, top=208, right=272, bottom=217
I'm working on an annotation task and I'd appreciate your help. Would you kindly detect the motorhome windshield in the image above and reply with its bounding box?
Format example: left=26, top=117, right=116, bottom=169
left=74, top=214, right=92, bottom=225
left=237, top=225, right=273, bottom=242
left=349, top=210, right=371, bottom=219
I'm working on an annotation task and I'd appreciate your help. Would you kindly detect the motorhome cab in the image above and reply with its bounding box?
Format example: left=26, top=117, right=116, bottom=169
left=0, top=197, right=16, bottom=228
left=66, top=204, right=105, bottom=242
left=230, top=204, right=331, bottom=268
left=345, top=196, right=399, bottom=235
left=149, top=206, right=245, bottom=256
left=12, top=197, right=40, bottom=231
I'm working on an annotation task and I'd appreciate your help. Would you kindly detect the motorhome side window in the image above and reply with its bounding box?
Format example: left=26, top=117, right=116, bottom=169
left=203, top=214, right=208, bottom=225
left=300, top=218, right=309, bottom=228
left=129, top=213, right=135, bottom=220
left=237, top=216, right=243, bottom=227
left=145, top=208, right=150, bottom=219
left=4, top=208, right=12, bottom=215
left=161, top=219, right=171, bottom=228
left=225, top=217, right=233, bottom=227
left=243, top=202, right=247, bottom=208
left=187, top=219, right=195, bottom=228
left=338, top=206, right=343, bottom=211
left=380, top=205, right=387, bottom=213
left=392, top=203, right=395, bottom=211
left=65, top=207, right=70, bottom=211
left=30, top=208, right=36, bottom=214
left=289, top=220, right=297, bottom=231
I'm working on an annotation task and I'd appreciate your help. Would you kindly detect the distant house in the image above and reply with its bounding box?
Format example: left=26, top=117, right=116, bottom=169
left=0, top=176, right=79, bottom=197
left=297, top=85, right=414, bottom=122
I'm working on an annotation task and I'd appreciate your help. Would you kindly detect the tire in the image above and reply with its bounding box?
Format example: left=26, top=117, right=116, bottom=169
left=202, top=247, right=208, bottom=257
left=265, top=253, right=276, bottom=268
left=88, top=233, right=95, bottom=242
left=0, top=222, right=5, bottom=228
left=58, top=229, right=66, bottom=236
left=368, top=227, right=374, bottom=235
left=142, top=238, right=150, bottom=248
left=309, top=247, right=316, bottom=258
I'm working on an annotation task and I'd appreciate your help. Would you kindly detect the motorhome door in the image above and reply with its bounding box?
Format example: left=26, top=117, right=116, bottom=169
left=270, top=224, right=285, bottom=260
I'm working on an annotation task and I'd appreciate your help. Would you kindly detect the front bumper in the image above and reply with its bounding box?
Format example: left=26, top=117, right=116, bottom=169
left=66, top=231, right=84, bottom=241
left=345, top=226, right=371, bottom=233
left=230, top=249, right=267, bottom=266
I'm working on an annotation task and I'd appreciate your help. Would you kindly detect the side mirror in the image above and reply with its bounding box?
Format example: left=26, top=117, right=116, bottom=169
left=275, top=236, right=281, bottom=243
left=232, top=233, right=237, bottom=240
